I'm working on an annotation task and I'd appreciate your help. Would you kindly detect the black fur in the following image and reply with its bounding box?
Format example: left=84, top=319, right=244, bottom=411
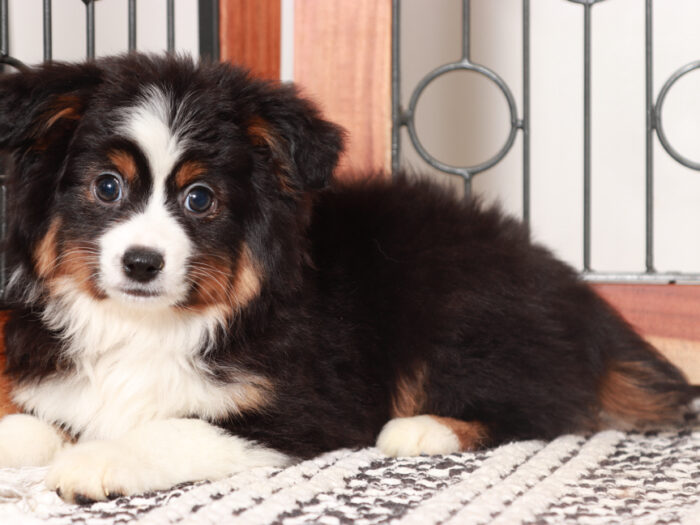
left=0, top=54, right=692, bottom=461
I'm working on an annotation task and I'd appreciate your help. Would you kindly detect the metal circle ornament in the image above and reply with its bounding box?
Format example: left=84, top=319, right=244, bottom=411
left=654, top=60, right=700, bottom=171
left=405, top=59, right=520, bottom=181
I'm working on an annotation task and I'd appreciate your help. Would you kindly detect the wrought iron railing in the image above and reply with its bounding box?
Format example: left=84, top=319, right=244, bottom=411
left=392, top=0, right=700, bottom=284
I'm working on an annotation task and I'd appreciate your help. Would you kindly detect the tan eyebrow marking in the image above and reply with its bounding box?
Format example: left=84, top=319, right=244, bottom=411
left=175, top=161, right=207, bottom=189
left=107, top=150, right=138, bottom=183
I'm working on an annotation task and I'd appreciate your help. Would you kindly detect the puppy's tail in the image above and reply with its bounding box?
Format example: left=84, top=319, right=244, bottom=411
left=598, top=335, right=695, bottom=425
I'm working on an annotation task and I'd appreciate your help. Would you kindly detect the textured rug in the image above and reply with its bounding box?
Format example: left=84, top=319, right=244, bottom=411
left=1, top=401, right=698, bottom=525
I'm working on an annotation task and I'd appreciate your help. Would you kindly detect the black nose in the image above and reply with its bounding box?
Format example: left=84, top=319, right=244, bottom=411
left=122, top=247, right=165, bottom=283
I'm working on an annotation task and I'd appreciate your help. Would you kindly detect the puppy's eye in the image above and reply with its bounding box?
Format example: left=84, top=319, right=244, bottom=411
left=93, top=173, right=123, bottom=203
left=184, top=185, right=215, bottom=215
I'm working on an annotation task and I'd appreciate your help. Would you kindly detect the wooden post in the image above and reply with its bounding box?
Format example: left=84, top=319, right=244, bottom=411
left=219, top=0, right=281, bottom=81
left=294, top=0, right=393, bottom=176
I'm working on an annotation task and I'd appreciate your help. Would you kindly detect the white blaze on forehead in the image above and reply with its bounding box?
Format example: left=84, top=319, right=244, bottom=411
left=119, top=86, right=183, bottom=198
left=96, top=86, right=192, bottom=306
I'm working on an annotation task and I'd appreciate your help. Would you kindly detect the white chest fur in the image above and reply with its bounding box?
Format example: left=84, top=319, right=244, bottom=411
left=13, top=286, right=248, bottom=440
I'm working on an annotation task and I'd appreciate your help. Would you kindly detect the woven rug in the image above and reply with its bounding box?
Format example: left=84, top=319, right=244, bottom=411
left=1, top=400, right=698, bottom=525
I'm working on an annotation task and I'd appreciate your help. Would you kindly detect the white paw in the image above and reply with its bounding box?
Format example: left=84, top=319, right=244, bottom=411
left=45, top=419, right=292, bottom=503
left=0, top=414, right=67, bottom=467
left=46, top=441, right=145, bottom=503
left=376, top=415, right=461, bottom=457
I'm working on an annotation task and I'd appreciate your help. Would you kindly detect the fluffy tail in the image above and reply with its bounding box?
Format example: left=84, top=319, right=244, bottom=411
left=598, top=340, right=694, bottom=424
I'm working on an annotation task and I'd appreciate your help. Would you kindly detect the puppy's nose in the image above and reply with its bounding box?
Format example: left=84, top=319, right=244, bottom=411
left=122, top=247, right=165, bottom=283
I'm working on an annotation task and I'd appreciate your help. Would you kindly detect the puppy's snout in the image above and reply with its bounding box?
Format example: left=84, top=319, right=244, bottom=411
left=122, top=247, right=165, bottom=283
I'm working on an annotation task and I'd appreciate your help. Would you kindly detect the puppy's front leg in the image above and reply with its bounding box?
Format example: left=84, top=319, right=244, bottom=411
left=46, top=418, right=290, bottom=504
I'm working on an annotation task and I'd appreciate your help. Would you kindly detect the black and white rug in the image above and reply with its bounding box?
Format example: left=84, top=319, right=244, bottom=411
left=1, top=400, right=698, bottom=524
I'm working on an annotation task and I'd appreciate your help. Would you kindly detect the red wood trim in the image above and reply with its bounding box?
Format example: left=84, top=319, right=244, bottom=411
left=294, top=0, right=393, bottom=175
left=593, top=284, right=700, bottom=341
left=219, top=0, right=281, bottom=80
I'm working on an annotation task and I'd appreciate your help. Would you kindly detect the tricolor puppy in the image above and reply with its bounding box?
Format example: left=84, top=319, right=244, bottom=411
left=0, top=55, right=692, bottom=503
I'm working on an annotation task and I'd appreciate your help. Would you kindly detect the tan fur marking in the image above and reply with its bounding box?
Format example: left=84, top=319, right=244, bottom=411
left=45, top=106, right=81, bottom=129
left=108, top=150, right=138, bottom=183
left=247, top=116, right=276, bottom=148
left=247, top=116, right=295, bottom=193
left=391, top=362, right=427, bottom=418
left=232, top=243, right=263, bottom=309
left=48, top=241, right=104, bottom=300
left=429, top=416, right=489, bottom=451
left=599, top=361, right=684, bottom=423
left=175, top=161, right=206, bottom=189
left=0, top=311, right=20, bottom=417
left=31, top=96, right=84, bottom=151
left=34, top=218, right=62, bottom=278
left=185, top=243, right=262, bottom=317
left=227, top=374, right=274, bottom=414
left=187, top=256, right=235, bottom=312
left=44, top=95, right=83, bottom=130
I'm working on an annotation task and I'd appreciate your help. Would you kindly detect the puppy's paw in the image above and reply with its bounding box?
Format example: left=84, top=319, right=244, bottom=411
left=46, top=441, right=140, bottom=504
left=376, top=415, right=462, bottom=457
left=0, top=414, right=68, bottom=467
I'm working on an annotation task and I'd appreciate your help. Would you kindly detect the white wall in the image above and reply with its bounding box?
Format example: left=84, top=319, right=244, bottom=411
left=399, top=0, right=700, bottom=274
left=7, top=0, right=198, bottom=64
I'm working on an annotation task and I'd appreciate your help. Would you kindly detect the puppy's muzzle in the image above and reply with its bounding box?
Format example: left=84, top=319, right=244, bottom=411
left=122, top=247, right=165, bottom=283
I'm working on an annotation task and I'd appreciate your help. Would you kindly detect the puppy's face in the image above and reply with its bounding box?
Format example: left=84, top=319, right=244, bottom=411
left=0, top=55, right=343, bottom=317
left=51, top=85, right=253, bottom=312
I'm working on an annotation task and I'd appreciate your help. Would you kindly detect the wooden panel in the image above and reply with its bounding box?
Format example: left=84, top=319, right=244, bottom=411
left=219, top=0, right=281, bottom=80
left=594, top=284, right=700, bottom=384
left=594, top=284, right=700, bottom=341
left=294, top=0, right=393, bottom=175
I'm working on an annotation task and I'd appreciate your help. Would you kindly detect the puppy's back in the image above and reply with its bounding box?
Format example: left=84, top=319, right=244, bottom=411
left=308, top=175, right=692, bottom=445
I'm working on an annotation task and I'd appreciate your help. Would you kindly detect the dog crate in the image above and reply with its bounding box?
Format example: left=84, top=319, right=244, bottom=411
left=0, top=0, right=698, bottom=381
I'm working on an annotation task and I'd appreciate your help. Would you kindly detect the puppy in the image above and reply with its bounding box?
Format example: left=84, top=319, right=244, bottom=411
left=0, top=54, right=692, bottom=503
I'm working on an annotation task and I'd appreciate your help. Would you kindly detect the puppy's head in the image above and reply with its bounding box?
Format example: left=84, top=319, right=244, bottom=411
left=0, top=54, right=344, bottom=318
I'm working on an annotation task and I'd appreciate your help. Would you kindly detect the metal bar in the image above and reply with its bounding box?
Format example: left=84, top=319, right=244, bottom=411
left=463, top=178, right=471, bottom=199
left=462, top=0, right=471, bottom=197
left=582, top=272, right=700, bottom=285
left=645, top=0, right=655, bottom=273
left=582, top=2, right=592, bottom=272
left=198, top=0, right=220, bottom=61
left=0, top=179, right=5, bottom=299
left=43, top=0, right=52, bottom=61
left=391, top=0, right=401, bottom=175
left=84, top=0, right=95, bottom=59
left=128, top=0, right=136, bottom=52
left=167, top=0, right=175, bottom=52
left=0, top=0, right=8, bottom=71
left=522, top=0, right=530, bottom=227
left=461, top=0, right=470, bottom=62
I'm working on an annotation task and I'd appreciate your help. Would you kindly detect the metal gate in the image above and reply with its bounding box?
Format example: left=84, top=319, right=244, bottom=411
left=392, top=0, right=700, bottom=284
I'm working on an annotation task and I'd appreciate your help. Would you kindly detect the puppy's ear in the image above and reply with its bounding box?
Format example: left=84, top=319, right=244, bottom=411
left=0, top=61, right=102, bottom=153
left=0, top=62, right=102, bottom=290
left=247, top=84, right=345, bottom=192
